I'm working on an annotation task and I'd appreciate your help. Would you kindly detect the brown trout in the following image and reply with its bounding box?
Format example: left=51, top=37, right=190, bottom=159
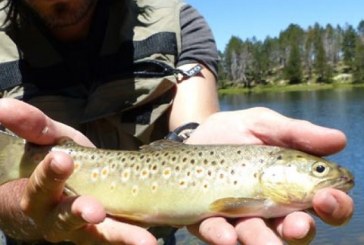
left=0, top=131, right=354, bottom=226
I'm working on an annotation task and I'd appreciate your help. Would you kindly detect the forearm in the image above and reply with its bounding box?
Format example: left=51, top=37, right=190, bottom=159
left=0, top=179, right=43, bottom=241
left=169, top=64, right=219, bottom=130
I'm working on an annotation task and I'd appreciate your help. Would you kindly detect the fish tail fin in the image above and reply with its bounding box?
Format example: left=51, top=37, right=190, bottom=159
left=0, top=131, right=25, bottom=185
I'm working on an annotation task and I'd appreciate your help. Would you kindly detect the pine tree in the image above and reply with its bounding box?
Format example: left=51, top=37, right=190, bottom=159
left=353, top=20, right=364, bottom=83
left=342, top=25, right=357, bottom=68
left=285, top=42, right=303, bottom=84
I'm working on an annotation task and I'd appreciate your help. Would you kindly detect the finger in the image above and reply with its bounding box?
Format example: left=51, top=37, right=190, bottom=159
left=71, top=218, right=158, bottom=245
left=313, top=188, right=354, bottom=226
left=45, top=196, right=106, bottom=243
left=273, top=212, right=316, bottom=245
left=235, top=217, right=283, bottom=245
left=187, top=217, right=237, bottom=245
left=0, top=98, right=93, bottom=146
left=249, top=107, right=347, bottom=156
left=20, top=151, right=74, bottom=218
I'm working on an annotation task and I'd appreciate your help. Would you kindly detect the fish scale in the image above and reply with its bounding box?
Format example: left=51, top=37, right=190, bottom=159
left=0, top=131, right=354, bottom=226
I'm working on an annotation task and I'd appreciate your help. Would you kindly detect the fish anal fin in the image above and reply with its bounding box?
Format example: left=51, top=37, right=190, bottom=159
left=209, top=197, right=267, bottom=216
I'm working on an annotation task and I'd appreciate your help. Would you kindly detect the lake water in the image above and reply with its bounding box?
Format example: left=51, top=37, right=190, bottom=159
left=176, top=87, right=364, bottom=244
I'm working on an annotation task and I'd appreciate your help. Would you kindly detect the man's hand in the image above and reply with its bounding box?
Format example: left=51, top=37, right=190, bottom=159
left=186, top=108, right=353, bottom=245
left=0, top=98, right=157, bottom=244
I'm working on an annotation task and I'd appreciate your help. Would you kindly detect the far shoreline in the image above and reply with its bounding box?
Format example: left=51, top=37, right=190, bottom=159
left=218, top=82, right=364, bottom=95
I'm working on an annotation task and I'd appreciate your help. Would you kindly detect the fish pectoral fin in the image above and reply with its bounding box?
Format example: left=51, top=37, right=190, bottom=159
left=209, top=197, right=267, bottom=216
left=109, top=212, right=150, bottom=228
left=64, top=186, right=78, bottom=196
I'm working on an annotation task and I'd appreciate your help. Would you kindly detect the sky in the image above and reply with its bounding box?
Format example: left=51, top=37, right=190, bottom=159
left=185, top=0, right=364, bottom=51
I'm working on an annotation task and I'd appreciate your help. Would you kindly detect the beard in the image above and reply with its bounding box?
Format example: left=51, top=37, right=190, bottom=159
left=27, top=0, right=97, bottom=29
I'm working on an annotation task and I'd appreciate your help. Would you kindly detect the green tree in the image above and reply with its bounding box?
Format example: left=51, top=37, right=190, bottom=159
left=285, top=42, right=303, bottom=84
left=353, top=20, right=364, bottom=83
left=281, top=24, right=304, bottom=84
left=313, top=24, right=332, bottom=83
left=342, top=25, right=357, bottom=68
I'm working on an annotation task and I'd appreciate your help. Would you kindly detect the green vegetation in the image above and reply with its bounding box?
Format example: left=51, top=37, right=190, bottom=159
left=218, top=20, right=364, bottom=90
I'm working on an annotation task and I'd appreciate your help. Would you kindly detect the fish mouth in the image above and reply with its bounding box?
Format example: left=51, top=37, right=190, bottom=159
left=330, top=167, right=355, bottom=192
left=316, top=166, right=354, bottom=192
left=334, top=176, right=355, bottom=192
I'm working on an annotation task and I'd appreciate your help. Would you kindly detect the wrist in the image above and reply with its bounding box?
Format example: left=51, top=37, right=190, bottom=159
left=166, top=122, right=199, bottom=142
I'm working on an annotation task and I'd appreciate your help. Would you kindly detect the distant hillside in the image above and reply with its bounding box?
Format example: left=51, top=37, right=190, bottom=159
left=217, top=21, right=364, bottom=89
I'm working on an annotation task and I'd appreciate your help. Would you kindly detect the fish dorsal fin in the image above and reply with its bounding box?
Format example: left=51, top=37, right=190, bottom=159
left=209, top=197, right=267, bottom=216
left=140, top=139, right=183, bottom=151
left=57, top=137, right=78, bottom=147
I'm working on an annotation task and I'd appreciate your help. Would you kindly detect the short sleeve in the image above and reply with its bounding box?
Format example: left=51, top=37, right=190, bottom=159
left=177, top=4, right=219, bottom=78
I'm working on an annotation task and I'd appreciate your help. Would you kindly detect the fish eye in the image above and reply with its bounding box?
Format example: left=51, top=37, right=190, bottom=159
left=316, top=165, right=326, bottom=173
left=312, top=162, right=329, bottom=177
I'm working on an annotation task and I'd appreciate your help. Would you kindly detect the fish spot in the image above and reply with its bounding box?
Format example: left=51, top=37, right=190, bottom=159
left=277, top=155, right=283, bottom=160
left=203, top=182, right=209, bottom=189
left=91, top=169, right=100, bottom=182
left=195, top=167, right=205, bottom=178
left=162, top=168, right=172, bottom=179
left=203, top=159, right=209, bottom=165
left=233, top=180, right=238, bottom=185
left=220, top=160, right=225, bottom=165
left=241, top=163, right=246, bottom=167
left=190, top=159, right=196, bottom=165
left=175, top=165, right=181, bottom=171
left=132, top=186, right=139, bottom=196
left=121, top=169, right=131, bottom=182
left=110, top=182, right=117, bottom=191
left=230, top=169, right=235, bottom=175
left=198, top=152, right=203, bottom=157
left=91, top=155, right=95, bottom=160
left=237, top=150, right=242, bottom=154
left=74, top=162, right=82, bottom=172
left=151, top=164, right=158, bottom=172
left=171, top=156, right=177, bottom=162
left=179, top=179, right=188, bottom=189
left=210, top=151, right=214, bottom=155
left=182, top=157, right=188, bottom=162
left=151, top=183, right=158, bottom=192
left=207, top=170, right=212, bottom=177
left=101, top=166, right=109, bottom=180
left=110, top=163, right=117, bottom=171
left=140, top=168, right=149, bottom=179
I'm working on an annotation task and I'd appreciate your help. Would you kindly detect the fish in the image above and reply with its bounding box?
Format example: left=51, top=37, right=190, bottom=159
left=0, top=131, right=354, bottom=226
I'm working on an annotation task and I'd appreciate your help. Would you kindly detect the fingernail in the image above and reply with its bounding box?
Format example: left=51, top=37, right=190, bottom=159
left=319, top=192, right=337, bottom=215
left=50, top=157, right=65, bottom=175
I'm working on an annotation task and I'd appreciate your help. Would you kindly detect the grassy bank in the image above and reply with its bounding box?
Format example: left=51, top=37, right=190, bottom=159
left=218, top=82, right=364, bottom=95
